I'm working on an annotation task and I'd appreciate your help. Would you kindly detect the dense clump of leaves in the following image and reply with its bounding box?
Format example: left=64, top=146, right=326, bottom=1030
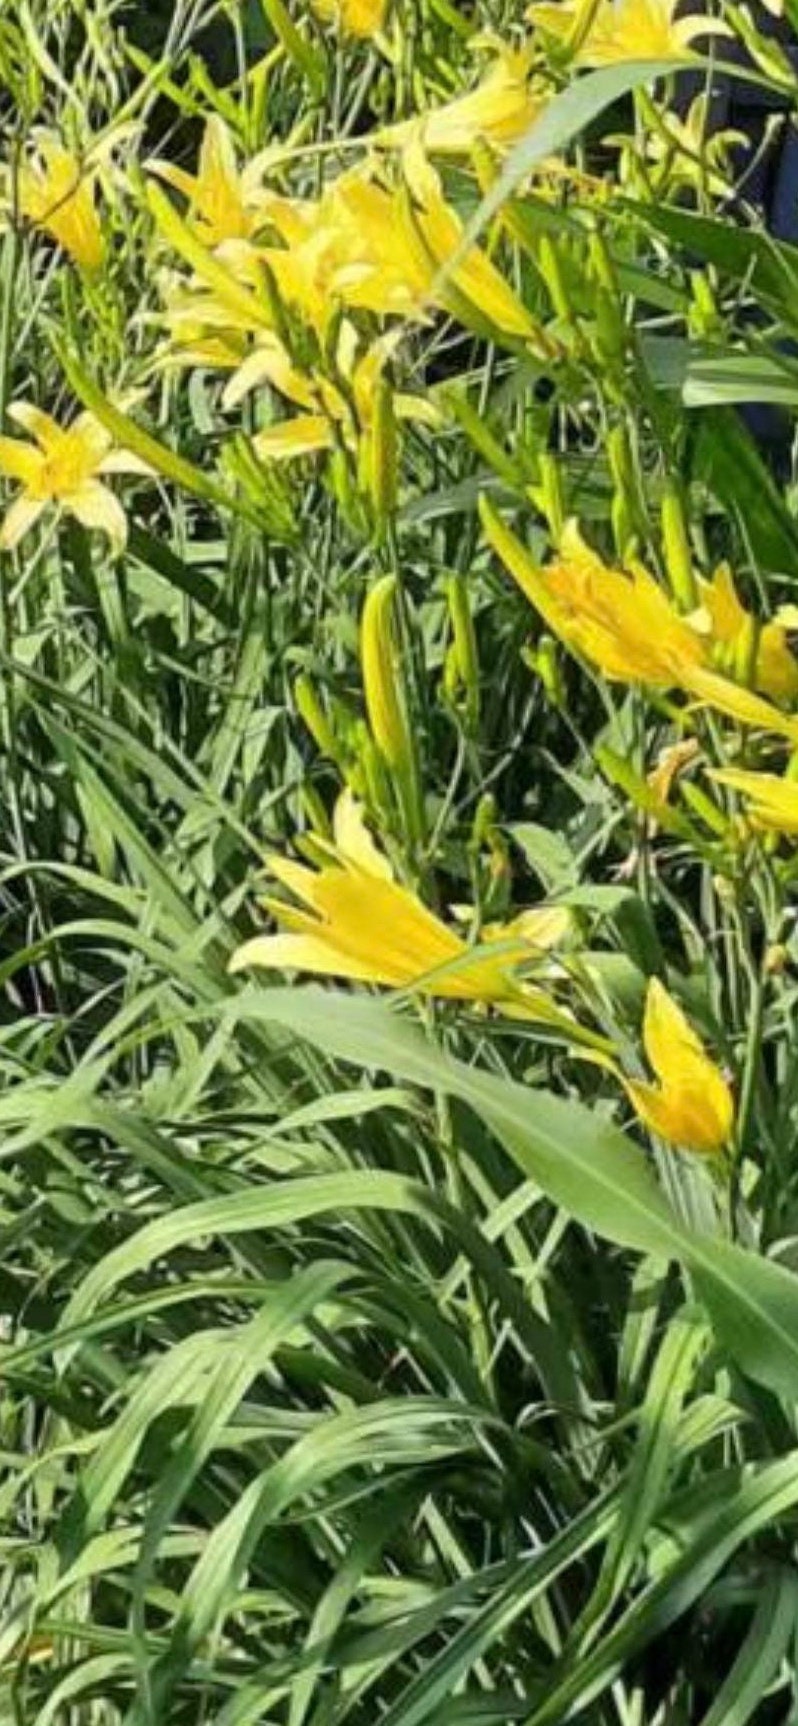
left=4, top=3, right=798, bottom=1723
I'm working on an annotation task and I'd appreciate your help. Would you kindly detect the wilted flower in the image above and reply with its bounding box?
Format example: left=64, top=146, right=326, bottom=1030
left=229, top=790, right=571, bottom=1008
left=647, top=738, right=701, bottom=806
left=0, top=403, right=152, bottom=552
left=622, top=978, right=734, bottom=1155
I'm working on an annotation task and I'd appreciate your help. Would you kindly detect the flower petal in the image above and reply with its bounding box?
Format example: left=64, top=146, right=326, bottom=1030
left=252, top=417, right=334, bottom=462
left=0, top=494, right=48, bottom=551
left=0, top=437, right=43, bottom=486
left=66, top=480, right=127, bottom=551
left=228, top=931, right=382, bottom=981
left=97, top=450, right=156, bottom=477
left=7, top=402, right=61, bottom=448
left=332, top=790, right=394, bottom=880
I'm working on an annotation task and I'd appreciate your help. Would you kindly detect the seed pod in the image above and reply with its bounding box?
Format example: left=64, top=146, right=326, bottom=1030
left=535, top=634, right=564, bottom=708
left=592, top=285, right=625, bottom=367
left=361, top=576, right=410, bottom=771
left=587, top=229, right=617, bottom=296
left=471, top=792, right=498, bottom=850
left=608, top=423, right=643, bottom=557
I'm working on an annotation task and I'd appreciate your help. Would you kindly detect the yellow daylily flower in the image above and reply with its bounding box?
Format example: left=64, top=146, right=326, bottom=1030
left=311, top=0, right=388, bottom=33
left=528, top=0, right=728, bottom=64
left=395, top=144, right=542, bottom=341
left=223, top=322, right=439, bottom=464
left=254, top=154, right=540, bottom=342
left=229, top=790, right=570, bottom=1006
left=691, top=564, right=798, bottom=705
left=147, top=116, right=273, bottom=249
left=267, top=170, right=425, bottom=324
left=622, top=978, right=734, bottom=1155
left=377, top=42, right=544, bottom=155
left=154, top=148, right=541, bottom=351
left=0, top=403, right=152, bottom=553
left=481, top=501, right=798, bottom=744
left=14, top=131, right=105, bottom=270
left=153, top=260, right=263, bottom=372
left=712, top=768, right=798, bottom=837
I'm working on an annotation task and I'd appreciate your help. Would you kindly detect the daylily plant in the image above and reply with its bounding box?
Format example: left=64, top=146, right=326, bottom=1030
left=152, top=146, right=542, bottom=353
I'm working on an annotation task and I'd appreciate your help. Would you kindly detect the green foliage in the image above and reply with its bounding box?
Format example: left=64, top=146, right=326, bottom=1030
left=3, top=2, right=798, bottom=1723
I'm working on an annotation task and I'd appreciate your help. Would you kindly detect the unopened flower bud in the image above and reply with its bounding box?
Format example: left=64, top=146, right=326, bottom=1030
left=362, top=374, right=398, bottom=528
left=360, top=575, right=423, bottom=842
left=294, top=673, right=339, bottom=762
left=661, top=482, right=697, bottom=610
left=445, top=572, right=480, bottom=725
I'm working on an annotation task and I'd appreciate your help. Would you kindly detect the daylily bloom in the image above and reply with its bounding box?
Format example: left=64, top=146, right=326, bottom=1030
left=13, top=131, right=105, bottom=270
left=223, top=323, right=439, bottom=463
left=691, top=564, right=798, bottom=706
left=377, top=42, right=543, bottom=155
left=229, top=790, right=571, bottom=1007
left=311, top=0, right=388, bottom=33
left=528, top=0, right=728, bottom=64
left=147, top=116, right=272, bottom=249
left=480, top=501, right=798, bottom=743
left=622, top=978, right=734, bottom=1155
left=0, top=403, right=152, bottom=552
left=254, top=152, right=541, bottom=341
left=380, top=145, right=542, bottom=341
left=154, top=273, right=252, bottom=372
left=154, top=149, right=541, bottom=350
left=712, top=768, right=798, bottom=837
